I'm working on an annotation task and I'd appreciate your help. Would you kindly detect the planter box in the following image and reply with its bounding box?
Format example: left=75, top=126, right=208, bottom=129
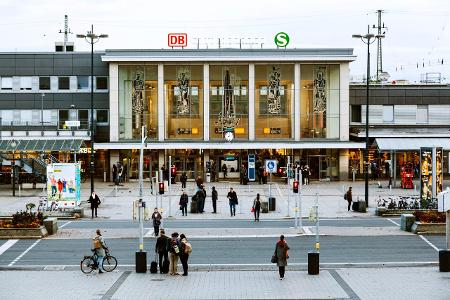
left=376, top=208, right=432, bottom=217
left=43, top=207, right=84, bottom=219
left=411, top=221, right=446, bottom=234
left=0, top=226, right=48, bottom=239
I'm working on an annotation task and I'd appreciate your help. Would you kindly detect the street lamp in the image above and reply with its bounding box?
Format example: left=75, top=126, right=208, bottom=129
left=41, top=93, right=45, bottom=135
left=353, top=28, right=384, bottom=207
left=77, top=25, right=108, bottom=193
left=10, top=140, right=18, bottom=197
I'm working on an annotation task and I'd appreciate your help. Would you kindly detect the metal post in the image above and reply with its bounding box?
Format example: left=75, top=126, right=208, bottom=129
left=287, top=156, right=291, bottom=217
left=138, top=125, right=145, bottom=252
left=315, top=192, right=320, bottom=252
left=294, top=168, right=299, bottom=228
left=446, top=211, right=450, bottom=249
left=299, top=172, right=303, bottom=229
left=364, top=26, right=370, bottom=208
left=12, top=150, right=15, bottom=197
left=90, top=24, right=95, bottom=194
left=41, top=93, right=45, bottom=135
left=168, top=155, right=172, bottom=217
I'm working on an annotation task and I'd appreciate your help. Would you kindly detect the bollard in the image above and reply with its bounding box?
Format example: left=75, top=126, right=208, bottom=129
left=308, top=252, right=319, bottom=275
left=135, top=251, right=147, bottom=273
left=115, top=185, right=117, bottom=197
left=18, top=185, right=21, bottom=197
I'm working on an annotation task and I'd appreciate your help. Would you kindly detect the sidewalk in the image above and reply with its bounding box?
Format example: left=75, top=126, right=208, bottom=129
left=0, top=266, right=448, bottom=299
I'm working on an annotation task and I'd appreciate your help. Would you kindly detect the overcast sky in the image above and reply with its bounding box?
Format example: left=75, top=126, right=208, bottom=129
left=1, top=0, right=450, bottom=83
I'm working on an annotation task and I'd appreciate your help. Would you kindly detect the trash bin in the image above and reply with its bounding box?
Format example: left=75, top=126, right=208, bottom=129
left=269, top=197, right=276, bottom=211
left=352, top=201, right=359, bottom=212
left=261, top=201, right=269, bottom=213
left=206, top=173, right=211, bottom=183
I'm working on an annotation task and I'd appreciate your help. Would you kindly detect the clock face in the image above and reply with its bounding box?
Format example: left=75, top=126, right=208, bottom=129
left=225, top=131, right=234, bottom=142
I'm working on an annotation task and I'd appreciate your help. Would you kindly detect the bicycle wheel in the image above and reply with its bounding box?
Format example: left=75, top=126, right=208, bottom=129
left=81, top=257, right=95, bottom=274
left=102, top=255, right=117, bottom=272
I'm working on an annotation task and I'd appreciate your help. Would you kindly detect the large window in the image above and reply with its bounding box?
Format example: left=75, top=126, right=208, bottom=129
left=255, top=64, right=294, bottom=139
left=351, top=105, right=362, bottom=123
left=78, top=109, right=89, bottom=129
left=58, top=110, right=69, bottom=129
left=300, top=65, right=340, bottom=139
left=58, top=77, right=70, bottom=90
left=209, top=65, right=249, bottom=140
left=164, top=65, right=203, bottom=139
left=416, top=105, right=428, bottom=124
left=96, top=109, right=109, bottom=124
left=118, top=65, right=158, bottom=140
left=1, top=77, right=12, bottom=90
left=77, top=76, right=89, bottom=90
left=96, top=76, right=108, bottom=90
left=382, top=105, right=394, bottom=123
left=20, top=77, right=32, bottom=90
left=39, top=77, right=51, bottom=90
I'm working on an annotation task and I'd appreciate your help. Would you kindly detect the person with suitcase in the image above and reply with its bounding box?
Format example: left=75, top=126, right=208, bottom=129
left=155, top=229, right=170, bottom=274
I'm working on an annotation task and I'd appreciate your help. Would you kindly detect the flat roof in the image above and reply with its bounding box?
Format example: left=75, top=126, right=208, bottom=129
left=102, top=48, right=355, bottom=62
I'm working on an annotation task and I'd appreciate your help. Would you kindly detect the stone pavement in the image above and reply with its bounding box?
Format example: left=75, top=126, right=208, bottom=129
left=2, top=178, right=445, bottom=220
left=0, top=266, right=449, bottom=300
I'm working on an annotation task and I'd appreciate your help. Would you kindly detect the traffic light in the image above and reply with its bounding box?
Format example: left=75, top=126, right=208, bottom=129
left=158, top=182, right=164, bottom=195
left=293, top=180, right=299, bottom=193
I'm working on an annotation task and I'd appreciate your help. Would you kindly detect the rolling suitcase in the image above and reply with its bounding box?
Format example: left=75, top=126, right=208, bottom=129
left=162, top=259, right=170, bottom=274
left=150, top=254, right=158, bottom=274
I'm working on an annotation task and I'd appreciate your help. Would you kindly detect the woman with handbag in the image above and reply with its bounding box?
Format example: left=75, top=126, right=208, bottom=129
left=252, top=193, right=261, bottom=222
left=274, top=234, right=290, bottom=280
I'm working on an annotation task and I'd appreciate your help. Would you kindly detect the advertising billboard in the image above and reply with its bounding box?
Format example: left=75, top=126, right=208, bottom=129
left=436, top=148, right=443, bottom=195
left=47, top=163, right=81, bottom=203
left=420, top=148, right=433, bottom=202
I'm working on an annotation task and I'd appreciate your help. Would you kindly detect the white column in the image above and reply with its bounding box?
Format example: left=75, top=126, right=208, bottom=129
left=339, top=149, right=349, bottom=181
left=248, top=64, right=255, bottom=141
left=339, top=63, right=350, bottom=141
left=109, top=63, right=119, bottom=141
left=203, top=64, right=210, bottom=141
left=158, top=64, right=165, bottom=141
left=294, top=63, right=301, bottom=141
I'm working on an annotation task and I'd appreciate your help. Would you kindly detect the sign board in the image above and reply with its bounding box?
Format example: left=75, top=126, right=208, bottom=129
left=168, top=33, right=187, bottom=47
left=65, top=120, right=80, bottom=127
left=436, top=148, right=443, bottom=195
left=420, top=148, right=433, bottom=202
left=438, top=190, right=450, bottom=212
left=274, top=32, right=289, bottom=47
left=47, top=163, right=81, bottom=204
left=265, top=159, right=278, bottom=174
left=248, top=154, right=256, bottom=182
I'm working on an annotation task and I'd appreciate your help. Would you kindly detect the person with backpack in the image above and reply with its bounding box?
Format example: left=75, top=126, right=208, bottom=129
left=88, top=191, right=101, bottom=218
left=344, top=187, right=353, bottom=211
left=227, top=187, right=238, bottom=217
left=92, top=229, right=108, bottom=274
left=151, top=208, right=162, bottom=236
left=179, top=233, right=192, bottom=276
left=169, top=232, right=181, bottom=275
left=179, top=191, right=188, bottom=216
left=211, top=186, right=218, bottom=213
left=274, top=234, right=290, bottom=280
left=252, top=193, right=261, bottom=222
left=155, top=229, right=170, bottom=274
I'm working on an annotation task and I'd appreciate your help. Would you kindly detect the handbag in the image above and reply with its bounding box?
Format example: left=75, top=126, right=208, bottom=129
left=271, top=255, right=278, bottom=263
left=251, top=207, right=255, bottom=213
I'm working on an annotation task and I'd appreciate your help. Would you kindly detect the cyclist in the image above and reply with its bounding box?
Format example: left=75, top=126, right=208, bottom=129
left=93, top=229, right=108, bottom=273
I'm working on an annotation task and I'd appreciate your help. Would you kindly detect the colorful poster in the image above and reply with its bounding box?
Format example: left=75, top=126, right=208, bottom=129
left=420, top=148, right=432, bottom=202
left=435, top=148, right=443, bottom=195
left=47, top=163, right=81, bottom=204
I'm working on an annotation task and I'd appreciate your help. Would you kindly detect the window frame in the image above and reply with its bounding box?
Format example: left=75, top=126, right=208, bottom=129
left=95, top=76, right=108, bottom=90
left=58, top=76, right=70, bottom=90
left=1, top=77, right=13, bottom=90
left=382, top=105, right=394, bottom=123
left=95, top=109, right=109, bottom=125
left=39, top=77, right=51, bottom=90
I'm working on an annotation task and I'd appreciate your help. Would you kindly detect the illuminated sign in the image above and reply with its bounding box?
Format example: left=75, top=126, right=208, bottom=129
left=168, top=33, right=187, bottom=47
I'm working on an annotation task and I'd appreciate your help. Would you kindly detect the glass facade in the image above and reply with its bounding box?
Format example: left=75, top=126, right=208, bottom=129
left=255, top=64, right=294, bottom=139
left=300, top=64, right=340, bottom=139
left=209, top=65, right=249, bottom=140
left=118, top=65, right=158, bottom=140
left=164, top=65, right=203, bottom=139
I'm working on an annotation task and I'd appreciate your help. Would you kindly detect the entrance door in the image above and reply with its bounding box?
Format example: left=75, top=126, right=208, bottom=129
left=307, top=155, right=329, bottom=180
left=174, top=156, right=201, bottom=180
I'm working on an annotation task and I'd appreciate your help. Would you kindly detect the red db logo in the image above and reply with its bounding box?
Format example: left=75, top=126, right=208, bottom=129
left=168, top=33, right=187, bottom=47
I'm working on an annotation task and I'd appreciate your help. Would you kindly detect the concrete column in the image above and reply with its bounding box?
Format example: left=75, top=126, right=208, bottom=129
left=248, top=64, right=255, bottom=141
left=204, top=149, right=210, bottom=180
left=294, top=63, right=301, bottom=141
left=339, top=149, right=349, bottom=181
left=158, top=150, right=165, bottom=174
left=393, top=151, right=397, bottom=187
left=109, top=63, right=119, bottom=141
left=339, top=63, right=350, bottom=141
left=158, top=64, right=165, bottom=141
left=109, top=150, right=119, bottom=181
left=203, top=64, right=210, bottom=141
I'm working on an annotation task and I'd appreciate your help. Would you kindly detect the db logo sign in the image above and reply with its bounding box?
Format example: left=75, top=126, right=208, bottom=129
left=168, top=33, right=187, bottom=47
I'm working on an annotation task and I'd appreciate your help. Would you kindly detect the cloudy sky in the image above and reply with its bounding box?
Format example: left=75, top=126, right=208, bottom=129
left=1, top=0, right=450, bottom=82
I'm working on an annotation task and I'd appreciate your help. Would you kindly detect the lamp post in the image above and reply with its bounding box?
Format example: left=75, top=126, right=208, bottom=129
left=353, top=28, right=384, bottom=207
left=10, top=140, right=18, bottom=197
left=41, top=93, right=45, bottom=135
left=77, top=26, right=108, bottom=193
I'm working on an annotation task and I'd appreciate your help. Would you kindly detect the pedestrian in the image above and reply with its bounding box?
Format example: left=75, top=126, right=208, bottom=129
left=195, top=175, right=203, bottom=189
left=240, top=164, right=246, bottom=185
left=92, top=229, right=108, bottom=274
left=253, top=193, right=261, bottom=221
left=112, top=163, right=117, bottom=184
left=344, top=187, right=353, bottom=211
left=258, top=166, right=263, bottom=184
left=195, top=185, right=205, bottom=213
left=227, top=187, right=238, bottom=217
left=169, top=232, right=181, bottom=275
left=179, top=233, right=192, bottom=276
left=88, top=191, right=101, bottom=218
left=179, top=191, right=188, bottom=216
left=211, top=186, right=218, bottom=213
left=122, top=164, right=127, bottom=182
left=274, top=234, right=290, bottom=280
left=151, top=208, right=162, bottom=236
left=155, top=229, right=170, bottom=274
left=180, top=172, right=187, bottom=189
left=222, top=163, right=228, bottom=179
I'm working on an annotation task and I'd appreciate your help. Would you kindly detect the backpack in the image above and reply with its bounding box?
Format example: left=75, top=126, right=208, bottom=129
left=344, top=192, right=348, bottom=200
left=93, top=237, right=101, bottom=249
left=184, top=242, right=192, bottom=254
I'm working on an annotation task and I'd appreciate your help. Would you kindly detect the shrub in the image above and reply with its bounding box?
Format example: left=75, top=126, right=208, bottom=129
left=0, top=210, right=44, bottom=229
left=414, top=211, right=446, bottom=224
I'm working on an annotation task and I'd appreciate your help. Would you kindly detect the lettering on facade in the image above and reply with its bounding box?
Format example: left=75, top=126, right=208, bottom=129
left=270, top=128, right=281, bottom=134
left=313, top=66, right=327, bottom=113
left=168, top=33, right=187, bottom=47
left=267, top=66, right=281, bottom=114
left=177, top=128, right=192, bottom=134
left=176, top=68, right=191, bottom=115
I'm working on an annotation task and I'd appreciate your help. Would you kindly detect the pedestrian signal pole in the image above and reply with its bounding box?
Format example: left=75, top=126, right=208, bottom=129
left=135, top=125, right=147, bottom=273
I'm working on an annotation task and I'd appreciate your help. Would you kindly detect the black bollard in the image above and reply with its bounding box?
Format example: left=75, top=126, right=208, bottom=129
left=308, top=252, right=319, bottom=275
left=136, top=251, right=147, bottom=273
left=439, top=250, right=450, bottom=272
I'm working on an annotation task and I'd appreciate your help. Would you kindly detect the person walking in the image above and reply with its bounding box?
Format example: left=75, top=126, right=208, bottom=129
left=227, top=187, right=238, bottom=217
left=253, top=193, right=261, bottom=221
left=179, top=233, right=192, bottom=276
left=180, top=172, right=187, bottom=189
left=155, top=229, right=170, bottom=274
left=92, top=229, right=108, bottom=274
left=274, top=234, right=290, bottom=280
left=211, top=186, right=218, bottom=213
left=88, top=191, right=101, bottom=218
left=169, top=232, right=181, bottom=275
left=151, top=208, right=162, bottom=236
left=179, top=191, right=188, bottom=216
left=345, top=187, right=353, bottom=211
left=222, top=163, right=228, bottom=179
left=112, top=163, right=117, bottom=184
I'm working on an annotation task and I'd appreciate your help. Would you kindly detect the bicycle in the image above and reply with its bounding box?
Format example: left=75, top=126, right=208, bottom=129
left=80, top=249, right=117, bottom=274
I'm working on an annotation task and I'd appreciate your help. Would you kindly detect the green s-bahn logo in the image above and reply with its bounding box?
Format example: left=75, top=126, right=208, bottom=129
left=274, top=32, right=290, bottom=47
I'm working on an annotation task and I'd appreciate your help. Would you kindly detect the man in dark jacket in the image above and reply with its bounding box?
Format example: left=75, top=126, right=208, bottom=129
left=179, top=191, right=188, bottom=216
left=227, top=187, right=238, bottom=217
left=155, top=229, right=170, bottom=274
left=195, top=186, right=205, bottom=213
left=345, top=187, right=353, bottom=211
left=211, top=186, right=218, bottom=213
left=151, top=208, right=162, bottom=236
left=88, top=191, right=101, bottom=218
left=180, top=172, right=187, bottom=189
